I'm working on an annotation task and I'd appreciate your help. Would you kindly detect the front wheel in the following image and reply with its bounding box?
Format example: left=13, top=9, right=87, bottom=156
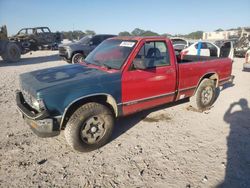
left=64, top=102, right=114, bottom=152
left=71, top=53, right=84, bottom=64
left=190, top=79, right=217, bottom=111
left=2, top=42, right=21, bottom=62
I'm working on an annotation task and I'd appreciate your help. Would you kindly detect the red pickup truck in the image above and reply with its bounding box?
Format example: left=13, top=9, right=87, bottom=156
left=16, top=36, right=234, bottom=152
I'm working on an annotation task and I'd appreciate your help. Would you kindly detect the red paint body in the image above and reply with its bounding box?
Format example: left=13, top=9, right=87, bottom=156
left=114, top=36, right=232, bottom=116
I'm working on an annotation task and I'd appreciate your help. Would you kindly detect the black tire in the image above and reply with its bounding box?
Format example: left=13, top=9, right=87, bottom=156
left=1, top=53, right=8, bottom=61
left=71, top=53, right=84, bottom=64
left=243, top=63, right=250, bottom=71
left=190, top=79, right=217, bottom=111
left=2, top=42, right=21, bottom=62
left=63, top=57, right=71, bottom=63
left=64, top=102, right=114, bottom=152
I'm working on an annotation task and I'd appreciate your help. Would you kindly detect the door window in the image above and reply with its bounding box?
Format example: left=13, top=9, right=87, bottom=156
left=206, top=43, right=216, bottom=50
left=36, top=28, right=43, bottom=34
left=42, top=28, right=50, bottom=33
left=133, top=41, right=170, bottom=69
left=206, top=42, right=218, bottom=56
left=18, top=29, right=26, bottom=35
left=27, top=29, right=33, bottom=35
left=220, top=42, right=231, bottom=57
left=195, top=42, right=207, bottom=49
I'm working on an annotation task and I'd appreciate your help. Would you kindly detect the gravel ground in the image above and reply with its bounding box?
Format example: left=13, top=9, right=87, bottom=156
left=0, top=51, right=249, bottom=188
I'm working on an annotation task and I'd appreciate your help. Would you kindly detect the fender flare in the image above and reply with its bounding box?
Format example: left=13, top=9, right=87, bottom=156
left=193, top=72, right=219, bottom=95
left=60, top=93, right=118, bottom=128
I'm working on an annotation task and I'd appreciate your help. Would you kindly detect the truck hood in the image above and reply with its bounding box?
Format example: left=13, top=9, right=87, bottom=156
left=59, top=42, right=88, bottom=49
left=19, top=64, right=115, bottom=97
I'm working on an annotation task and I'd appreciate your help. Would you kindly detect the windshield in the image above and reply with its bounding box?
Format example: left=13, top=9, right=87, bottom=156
left=85, top=39, right=137, bottom=70
left=79, top=35, right=92, bottom=44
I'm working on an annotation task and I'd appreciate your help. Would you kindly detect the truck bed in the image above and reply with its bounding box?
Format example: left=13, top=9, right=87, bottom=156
left=177, top=55, right=226, bottom=64
left=176, top=55, right=233, bottom=100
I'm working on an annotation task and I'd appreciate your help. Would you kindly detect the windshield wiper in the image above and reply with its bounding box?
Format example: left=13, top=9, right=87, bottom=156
left=91, top=60, right=117, bottom=70
left=93, top=60, right=111, bottom=69
left=101, top=63, right=113, bottom=70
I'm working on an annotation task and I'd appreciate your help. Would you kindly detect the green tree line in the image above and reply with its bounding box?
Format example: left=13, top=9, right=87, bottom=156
left=119, top=28, right=203, bottom=39
left=60, top=28, right=203, bottom=40
left=60, top=30, right=96, bottom=40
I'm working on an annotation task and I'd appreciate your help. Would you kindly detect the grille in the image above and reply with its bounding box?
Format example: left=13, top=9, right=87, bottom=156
left=21, top=90, right=34, bottom=108
left=59, top=47, right=67, bottom=54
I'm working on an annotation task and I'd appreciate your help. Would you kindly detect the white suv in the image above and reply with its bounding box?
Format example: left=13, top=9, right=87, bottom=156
left=244, top=48, right=250, bottom=71
left=181, top=41, right=234, bottom=60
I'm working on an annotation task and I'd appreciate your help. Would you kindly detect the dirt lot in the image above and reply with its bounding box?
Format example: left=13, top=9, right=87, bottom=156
left=0, top=51, right=249, bottom=188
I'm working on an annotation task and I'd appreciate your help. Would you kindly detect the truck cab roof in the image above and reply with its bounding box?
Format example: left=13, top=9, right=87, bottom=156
left=111, top=36, right=170, bottom=42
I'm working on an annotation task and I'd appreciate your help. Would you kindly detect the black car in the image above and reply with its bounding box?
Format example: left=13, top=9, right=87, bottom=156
left=59, top=34, right=116, bottom=64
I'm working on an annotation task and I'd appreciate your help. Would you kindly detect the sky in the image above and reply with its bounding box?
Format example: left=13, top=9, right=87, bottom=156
left=0, top=0, right=249, bottom=36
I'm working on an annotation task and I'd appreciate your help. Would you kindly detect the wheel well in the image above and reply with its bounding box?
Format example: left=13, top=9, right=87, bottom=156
left=60, top=95, right=117, bottom=129
left=198, top=73, right=219, bottom=87
left=71, top=51, right=85, bottom=58
left=192, top=73, right=218, bottom=96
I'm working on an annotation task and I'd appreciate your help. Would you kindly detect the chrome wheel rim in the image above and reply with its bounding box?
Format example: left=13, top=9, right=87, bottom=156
left=201, top=86, right=213, bottom=105
left=80, top=116, right=105, bottom=144
left=73, top=54, right=83, bottom=64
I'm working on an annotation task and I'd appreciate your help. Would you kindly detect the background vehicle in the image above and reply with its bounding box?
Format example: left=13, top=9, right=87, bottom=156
left=244, top=48, right=250, bottom=71
left=1, top=25, right=62, bottom=62
left=234, top=35, right=250, bottom=57
left=16, top=36, right=233, bottom=152
left=9, top=26, right=62, bottom=52
left=181, top=41, right=234, bottom=60
left=171, top=38, right=192, bottom=53
left=0, top=25, right=21, bottom=62
left=214, top=38, right=238, bottom=48
left=58, top=34, right=116, bottom=64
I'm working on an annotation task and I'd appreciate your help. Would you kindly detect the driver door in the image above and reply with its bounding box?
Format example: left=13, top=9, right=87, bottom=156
left=121, top=40, right=177, bottom=115
left=220, top=41, right=234, bottom=60
left=85, top=36, right=102, bottom=55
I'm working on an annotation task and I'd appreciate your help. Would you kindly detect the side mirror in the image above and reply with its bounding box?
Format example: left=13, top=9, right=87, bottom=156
left=133, top=59, right=147, bottom=70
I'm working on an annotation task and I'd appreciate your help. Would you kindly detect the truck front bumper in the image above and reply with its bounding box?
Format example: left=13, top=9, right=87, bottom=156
left=16, top=91, right=60, bottom=138
left=58, top=47, right=70, bottom=59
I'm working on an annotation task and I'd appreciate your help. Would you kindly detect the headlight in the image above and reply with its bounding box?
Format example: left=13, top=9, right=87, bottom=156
left=63, top=46, right=70, bottom=50
left=32, top=98, right=45, bottom=111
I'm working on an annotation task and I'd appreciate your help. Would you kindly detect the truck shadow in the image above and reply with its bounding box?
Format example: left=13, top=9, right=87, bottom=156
left=213, top=84, right=235, bottom=105
left=217, top=98, right=250, bottom=188
left=111, top=98, right=189, bottom=142
left=220, top=82, right=235, bottom=91
left=0, top=54, right=61, bottom=67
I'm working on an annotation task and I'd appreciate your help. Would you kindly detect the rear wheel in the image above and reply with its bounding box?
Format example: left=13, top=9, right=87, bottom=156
left=64, top=102, right=114, bottom=152
left=71, top=53, right=84, bottom=64
left=190, top=79, right=216, bottom=111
